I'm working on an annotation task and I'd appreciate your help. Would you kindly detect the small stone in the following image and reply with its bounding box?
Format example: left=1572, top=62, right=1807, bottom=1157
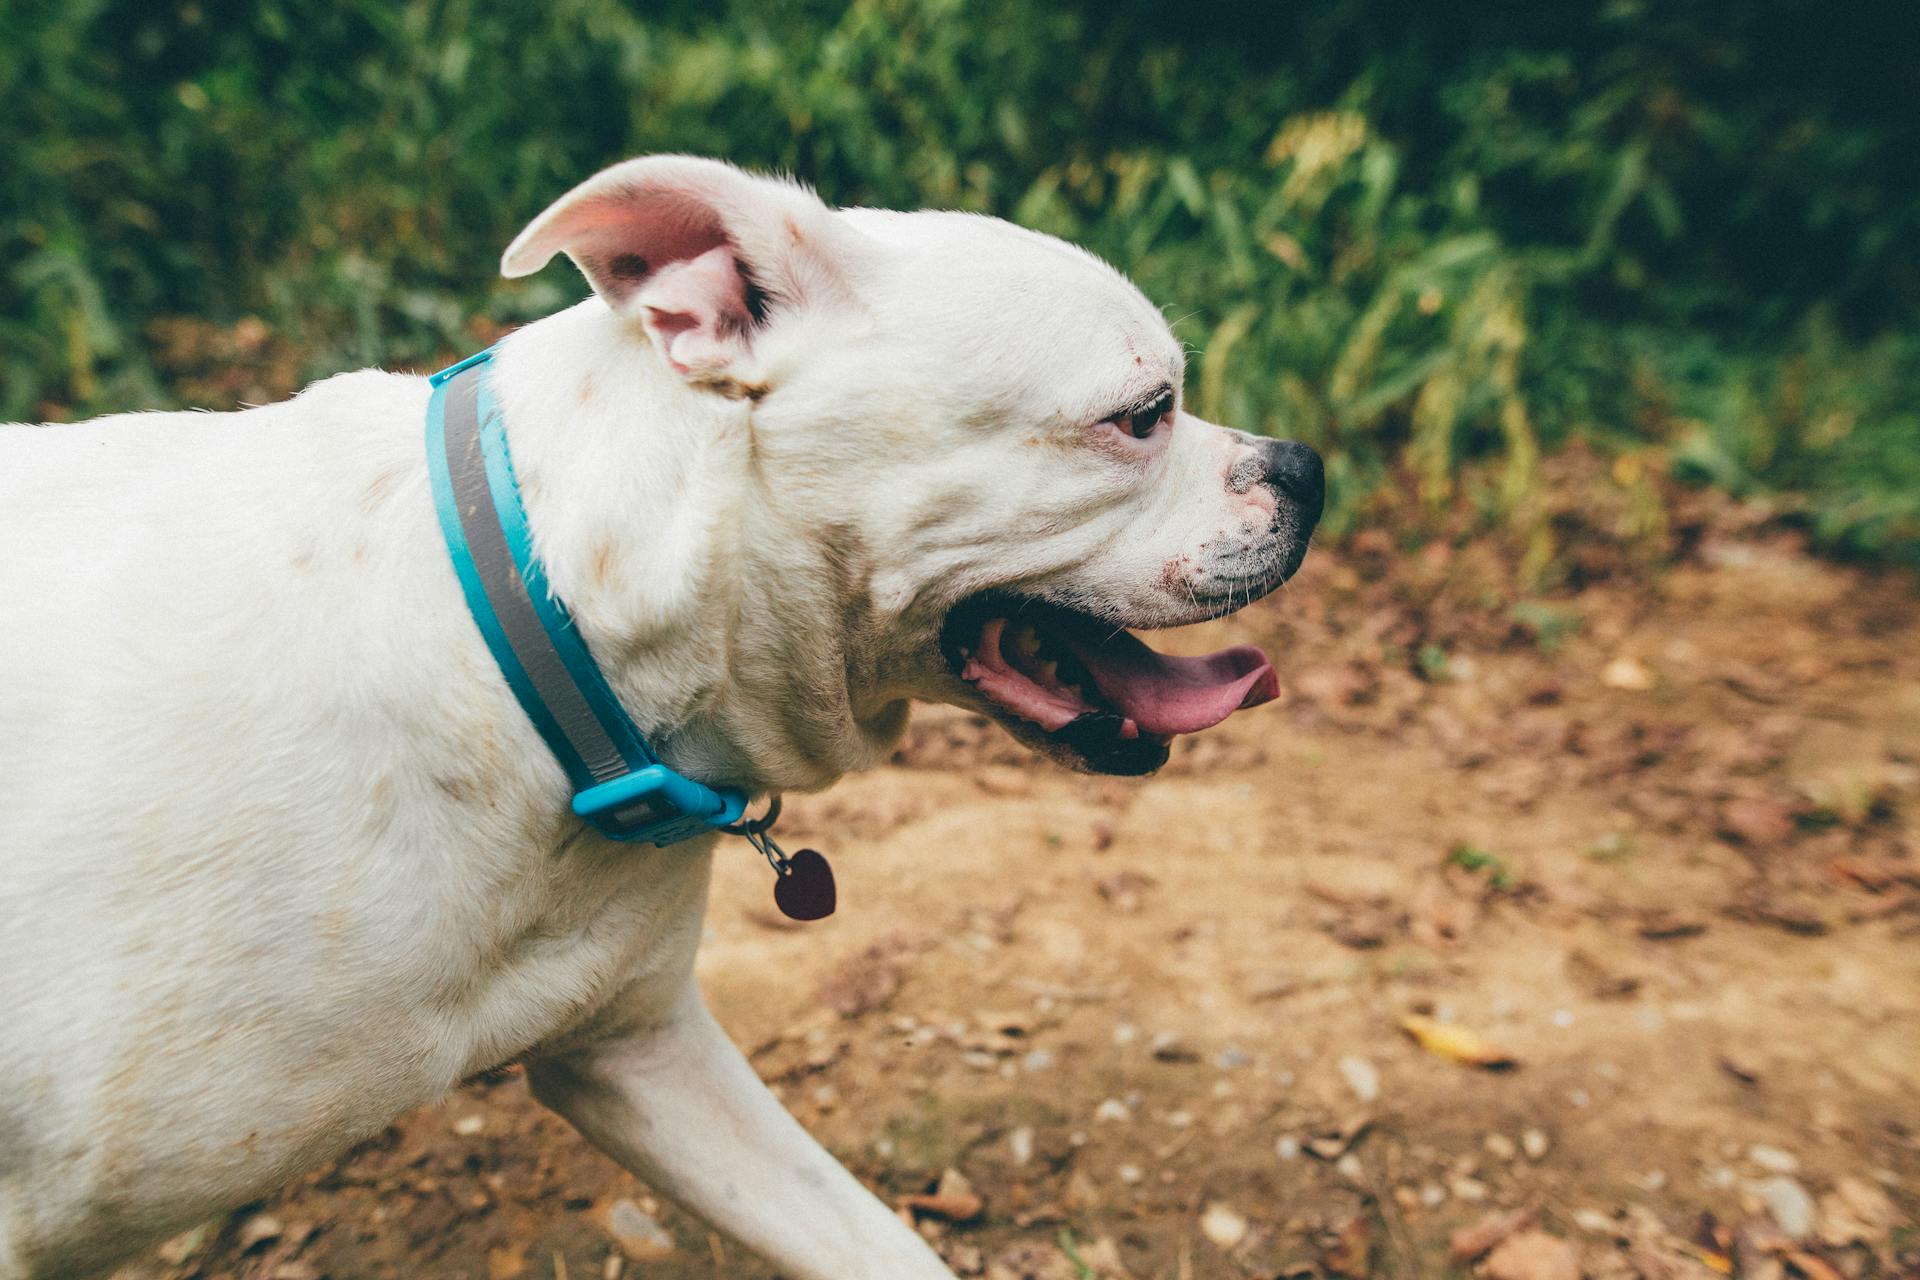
left=1022, top=1049, right=1054, bottom=1072
left=1420, top=1183, right=1447, bottom=1208
left=1112, top=1022, right=1139, bottom=1046
left=1164, top=1110, right=1193, bottom=1128
left=1275, top=1134, right=1301, bottom=1161
left=1008, top=1126, right=1034, bottom=1165
left=1450, top=1176, right=1489, bottom=1202
left=1484, top=1133, right=1519, bottom=1161
left=1200, top=1202, right=1249, bottom=1251
left=1094, top=1098, right=1131, bottom=1123
left=1602, top=656, right=1655, bottom=691
left=1521, top=1128, right=1550, bottom=1160
left=1336, top=1153, right=1365, bottom=1181
left=1758, top=1176, right=1815, bottom=1238
left=452, top=1113, right=485, bottom=1136
left=1637, top=1170, right=1668, bottom=1191
left=1337, top=1055, right=1380, bottom=1103
left=1572, top=1209, right=1614, bottom=1235
left=237, top=1214, right=283, bottom=1253
left=1216, top=1045, right=1251, bottom=1069
left=603, top=1198, right=676, bottom=1262
left=1150, top=1030, right=1196, bottom=1062
left=1747, top=1144, right=1799, bottom=1174
left=1117, top=1163, right=1144, bottom=1185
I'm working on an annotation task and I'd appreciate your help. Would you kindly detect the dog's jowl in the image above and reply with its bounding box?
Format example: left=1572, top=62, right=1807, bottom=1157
left=0, top=156, right=1320, bottom=1280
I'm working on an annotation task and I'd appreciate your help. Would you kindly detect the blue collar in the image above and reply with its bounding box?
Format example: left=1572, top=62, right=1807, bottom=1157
left=424, top=348, right=748, bottom=845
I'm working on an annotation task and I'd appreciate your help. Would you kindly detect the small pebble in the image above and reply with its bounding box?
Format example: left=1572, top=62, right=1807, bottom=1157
left=1336, top=1153, right=1365, bottom=1182
left=1573, top=1208, right=1616, bottom=1235
left=1199, top=1202, right=1249, bottom=1250
left=1450, top=1177, right=1489, bottom=1202
left=1484, top=1133, right=1518, bottom=1161
left=1112, top=1023, right=1139, bottom=1046
left=1748, top=1144, right=1799, bottom=1174
left=1094, top=1098, right=1131, bottom=1123
left=1758, top=1176, right=1814, bottom=1237
left=1164, top=1110, right=1193, bottom=1129
left=451, top=1113, right=485, bottom=1137
left=1118, top=1163, right=1144, bottom=1185
left=1149, top=1029, right=1190, bottom=1060
left=1521, top=1128, right=1550, bottom=1160
left=1419, top=1183, right=1447, bottom=1208
left=604, top=1198, right=676, bottom=1263
left=1009, top=1126, right=1034, bottom=1166
left=1567, top=1089, right=1591, bottom=1108
left=1022, top=1049, right=1054, bottom=1072
left=1275, top=1135, right=1301, bottom=1161
left=1551, top=1009, right=1575, bottom=1028
left=1216, top=1046, right=1251, bottom=1070
left=1337, top=1055, right=1381, bottom=1103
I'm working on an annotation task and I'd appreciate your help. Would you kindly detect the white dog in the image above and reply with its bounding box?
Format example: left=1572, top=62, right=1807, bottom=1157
left=0, top=156, right=1322, bottom=1279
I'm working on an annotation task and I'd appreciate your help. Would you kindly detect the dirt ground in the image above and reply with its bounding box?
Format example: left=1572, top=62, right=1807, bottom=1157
left=118, top=508, right=1919, bottom=1280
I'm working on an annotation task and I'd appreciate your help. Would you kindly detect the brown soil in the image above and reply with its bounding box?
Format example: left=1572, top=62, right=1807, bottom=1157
left=117, top=521, right=1920, bottom=1280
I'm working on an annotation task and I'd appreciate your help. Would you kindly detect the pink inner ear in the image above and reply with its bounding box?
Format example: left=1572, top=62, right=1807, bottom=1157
left=557, top=188, right=732, bottom=305
left=638, top=246, right=753, bottom=374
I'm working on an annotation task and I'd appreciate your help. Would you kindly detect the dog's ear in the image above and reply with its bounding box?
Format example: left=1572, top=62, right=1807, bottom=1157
left=501, top=155, right=860, bottom=380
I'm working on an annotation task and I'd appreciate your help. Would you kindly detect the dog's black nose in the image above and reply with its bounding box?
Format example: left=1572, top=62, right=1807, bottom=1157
left=1262, top=438, right=1324, bottom=526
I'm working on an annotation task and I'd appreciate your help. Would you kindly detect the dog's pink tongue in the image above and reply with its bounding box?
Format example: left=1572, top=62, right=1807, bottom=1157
left=1063, top=631, right=1279, bottom=736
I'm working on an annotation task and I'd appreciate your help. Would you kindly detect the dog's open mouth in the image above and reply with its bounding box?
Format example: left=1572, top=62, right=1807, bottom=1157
left=940, top=595, right=1279, bottom=774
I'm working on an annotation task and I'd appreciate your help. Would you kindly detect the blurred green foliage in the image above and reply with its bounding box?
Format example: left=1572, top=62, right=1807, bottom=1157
left=4, top=0, right=1917, bottom=562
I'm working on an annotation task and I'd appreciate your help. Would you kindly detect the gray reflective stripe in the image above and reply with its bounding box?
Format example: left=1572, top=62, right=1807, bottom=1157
left=443, top=371, right=630, bottom=785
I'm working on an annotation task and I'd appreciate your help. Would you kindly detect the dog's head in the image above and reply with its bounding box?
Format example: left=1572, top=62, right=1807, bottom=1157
left=503, top=157, right=1321, bottom=777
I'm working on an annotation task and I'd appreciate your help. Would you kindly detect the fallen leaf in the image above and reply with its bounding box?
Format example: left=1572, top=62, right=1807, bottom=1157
left=899, top=1168, right=986, bottom=1224
left=1449, top=1208, right=1538, bottom=1264
left=1816, top=1176, right=1897, bottom=1248
left=1483, top=1230, right=1581, bottom=1280
left=1637, top=909, right=1708, bottom=940
left=1782, top=1251, right=1846, bottom=1280
left=1398, top=1014, right=1518, bottom=1068
left=1718, top=797, right=1797, bottom=847
left=1322, top=1212, right=1373, bottom=1278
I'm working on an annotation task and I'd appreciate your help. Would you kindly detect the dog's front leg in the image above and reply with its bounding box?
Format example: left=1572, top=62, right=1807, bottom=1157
left=528, top=982, right=958, bottom=1280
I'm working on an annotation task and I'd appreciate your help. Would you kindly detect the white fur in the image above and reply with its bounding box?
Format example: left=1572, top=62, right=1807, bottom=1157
left=0, top=157, right=1296, bottom=1279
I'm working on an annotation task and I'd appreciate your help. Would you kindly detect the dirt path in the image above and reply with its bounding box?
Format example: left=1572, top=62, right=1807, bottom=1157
left=121, top=530, right=1919, bottom=1280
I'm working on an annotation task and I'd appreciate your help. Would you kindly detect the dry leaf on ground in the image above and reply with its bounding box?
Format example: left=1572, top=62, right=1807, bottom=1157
left=1483, top=1230, right=1582, bottom=1280
left=1399, top=1014, right=1519, bottom=1068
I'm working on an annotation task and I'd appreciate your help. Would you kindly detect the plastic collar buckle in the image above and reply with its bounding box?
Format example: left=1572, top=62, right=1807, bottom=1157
left=572, top=764, right=749, bottom=846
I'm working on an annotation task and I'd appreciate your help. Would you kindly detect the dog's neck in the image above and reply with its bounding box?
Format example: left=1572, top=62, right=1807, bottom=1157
left=478, top=300, right=910, bottom=796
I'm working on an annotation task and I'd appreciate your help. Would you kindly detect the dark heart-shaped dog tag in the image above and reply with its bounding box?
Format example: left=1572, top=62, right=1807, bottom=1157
left=773, top=848, right=836, bottom=921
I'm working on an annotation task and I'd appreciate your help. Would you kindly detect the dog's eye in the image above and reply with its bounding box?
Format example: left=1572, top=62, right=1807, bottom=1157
left=1107, top=392, right=1173, bottom=441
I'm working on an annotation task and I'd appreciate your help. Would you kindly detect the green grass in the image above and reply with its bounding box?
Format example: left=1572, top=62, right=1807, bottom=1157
left=5, top=0, right=1917, bottom=565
